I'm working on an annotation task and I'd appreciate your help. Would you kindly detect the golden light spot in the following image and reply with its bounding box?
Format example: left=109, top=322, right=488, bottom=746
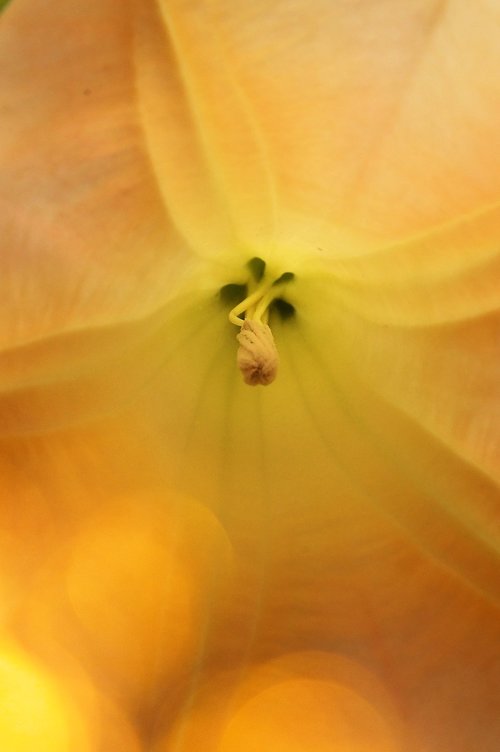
left=66, top=492, right=232, bottom=705
left=218, top=678, right=400, bottom=752
left=156, top=651, right=404, bottom=752
left=0, top=638, right=90, bottom=752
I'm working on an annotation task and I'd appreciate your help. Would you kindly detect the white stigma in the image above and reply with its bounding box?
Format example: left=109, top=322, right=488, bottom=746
left=236, top=319, right=279, bottom=386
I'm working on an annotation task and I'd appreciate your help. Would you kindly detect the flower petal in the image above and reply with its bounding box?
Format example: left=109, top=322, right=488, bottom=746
left=0, top=0, right=195, bottom=349
left=136, top=0, right=500, bottom=254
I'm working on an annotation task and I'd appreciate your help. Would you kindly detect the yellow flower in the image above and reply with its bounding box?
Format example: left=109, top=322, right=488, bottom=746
left=1, top=1, right=500, bottom=750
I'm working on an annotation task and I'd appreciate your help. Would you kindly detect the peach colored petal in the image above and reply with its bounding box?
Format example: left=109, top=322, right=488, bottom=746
left=4, top=0, right=499, bottom=354
left=1, top=2, right=500, bottom=750
left=0, top=0, right=196, bottom=350
left=137, top=0, right=500, bottom=253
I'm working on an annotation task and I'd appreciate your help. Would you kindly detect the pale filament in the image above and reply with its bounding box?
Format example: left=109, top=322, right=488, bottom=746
left=228, top=277, right=274, bottom=326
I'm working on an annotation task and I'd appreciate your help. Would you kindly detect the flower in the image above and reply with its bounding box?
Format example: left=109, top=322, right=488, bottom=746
left=1, top=0, right=500, bottom=750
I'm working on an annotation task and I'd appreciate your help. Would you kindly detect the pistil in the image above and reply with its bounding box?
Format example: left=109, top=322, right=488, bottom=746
left=228, top=267, right=293, bottom=386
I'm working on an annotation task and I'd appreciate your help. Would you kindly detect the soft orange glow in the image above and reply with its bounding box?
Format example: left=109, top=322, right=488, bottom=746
left=218, top=679, right=399, bottom=752
left=66, top=494, right=232, bottom=704
left=10, top=486, right=232, bottom=716
left=0, top=638, right=90, bottom=752
left=156, top=652, right=405, bottom=751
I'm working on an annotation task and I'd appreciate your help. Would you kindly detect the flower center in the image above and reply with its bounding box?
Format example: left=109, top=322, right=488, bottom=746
left=220, top=258, right=295, bottom=386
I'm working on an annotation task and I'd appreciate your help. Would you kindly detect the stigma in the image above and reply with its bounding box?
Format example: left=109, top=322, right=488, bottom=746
left=226, top=258, right=295, bottom=386
left=236, top=319, right=278, bottom=386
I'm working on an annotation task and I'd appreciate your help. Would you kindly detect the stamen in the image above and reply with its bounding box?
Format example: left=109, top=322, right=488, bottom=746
left=228, top=277, right=274, bottom=326
left=228, top=265, right=294, bottom=386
